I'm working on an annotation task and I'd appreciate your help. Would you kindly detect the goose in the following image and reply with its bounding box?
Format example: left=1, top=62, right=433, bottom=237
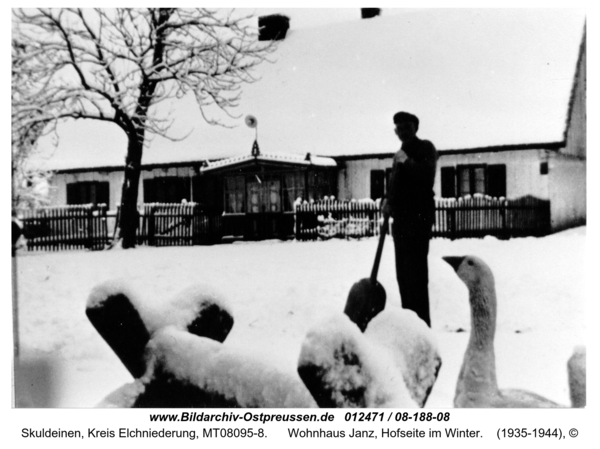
left=567, top=345, right=586, bottom=408
left=443, top=255, right=562, bottom=408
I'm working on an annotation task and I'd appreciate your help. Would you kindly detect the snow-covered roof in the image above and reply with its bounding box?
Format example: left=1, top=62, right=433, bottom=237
left=201, top=151, right=336, bottom=173
left=32, top=8, right=585, bottom=172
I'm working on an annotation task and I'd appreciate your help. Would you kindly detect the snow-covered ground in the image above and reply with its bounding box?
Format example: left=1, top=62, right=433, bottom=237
left=13, top=227, right=586, bottom=408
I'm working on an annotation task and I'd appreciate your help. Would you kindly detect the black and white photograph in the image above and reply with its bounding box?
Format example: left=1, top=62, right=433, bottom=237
left=8, top=3, right=593, bottom=443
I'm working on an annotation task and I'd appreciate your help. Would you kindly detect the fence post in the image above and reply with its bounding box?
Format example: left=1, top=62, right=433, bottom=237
left=450, top=205, right=456, bottom=240
left=86, top=205, right=93, bottom=249
left=543, top=199, right=551, bottom=236
left=101, top=205, right=109, bottom=248
left=148, top=205, right=156, bottom=246
left=501, top=199, right=508, bottom=239
left=295, top=203, right=301, bottom=240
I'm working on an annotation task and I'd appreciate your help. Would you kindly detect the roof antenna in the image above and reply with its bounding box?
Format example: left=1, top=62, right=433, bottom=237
left=245, top=115, right=260, bottom=157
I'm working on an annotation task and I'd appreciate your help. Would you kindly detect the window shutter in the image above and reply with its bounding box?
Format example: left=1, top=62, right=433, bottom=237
left=487, top=164, right=507, bottom=198
left=441, top=166, right=456, bottom=198
left=97, top=182, right=110, bottom=206
left=370, top=170, right=385, bottom=200
left=143, top=179, right=156, bottom=203
left=66, top=183, right=80, bottom=205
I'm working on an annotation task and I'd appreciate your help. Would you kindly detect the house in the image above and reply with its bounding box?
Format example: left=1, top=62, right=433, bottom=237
left=36, top=9, right=586, bottom=239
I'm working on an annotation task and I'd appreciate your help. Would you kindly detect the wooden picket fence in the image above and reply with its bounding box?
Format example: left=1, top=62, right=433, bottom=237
left=19, top=204, right=110, bottom=251
left=295, top=199, right=385, bottom=241
left=296, top=195, right=551, bottom=240
left=433, top=195, right=551, bottom=239
left=139, top=203, right=222, bottom=246
left=18, top=196, right=551, bottom=252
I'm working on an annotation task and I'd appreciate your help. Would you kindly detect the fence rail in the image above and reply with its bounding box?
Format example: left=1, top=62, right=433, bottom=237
left=296, top=195, right=551, bottom=241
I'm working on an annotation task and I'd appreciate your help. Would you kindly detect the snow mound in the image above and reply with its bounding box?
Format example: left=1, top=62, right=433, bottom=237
left=96, top=381, right=146, bottom=408
left=148, top=283, right=234, bottom=339
left=140, top=326, right=316, bottom=408
left=298, top=314, right=417, bottom=408
left=365, top=306, right=442, bottom=407
left=87, top=278, right=139, bottom=310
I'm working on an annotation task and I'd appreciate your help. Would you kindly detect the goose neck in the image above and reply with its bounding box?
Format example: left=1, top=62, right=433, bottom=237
left=468, top=282, right=497, bottom=344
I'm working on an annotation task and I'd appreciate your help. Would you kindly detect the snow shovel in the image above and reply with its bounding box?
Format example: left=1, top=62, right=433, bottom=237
left=344, top=214, right=389, bottom=331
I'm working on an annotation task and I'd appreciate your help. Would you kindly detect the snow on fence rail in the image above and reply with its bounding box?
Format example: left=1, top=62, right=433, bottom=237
left=19, top=204, right=110, bottom=251
left=296, top=195, right=551, bottom=241
left=295, top=198, right=384, bottom=241
left=18, top=196, right=551, bottom=252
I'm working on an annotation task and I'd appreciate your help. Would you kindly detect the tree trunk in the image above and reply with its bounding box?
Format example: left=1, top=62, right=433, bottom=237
left=119, top=135, right=144, bottom=249
left=115, top=9, right=173, bottom=249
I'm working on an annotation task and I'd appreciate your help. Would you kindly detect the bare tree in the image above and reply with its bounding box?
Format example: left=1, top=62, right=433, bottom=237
left=12, top=39, right=54, bottom=215
left=12, top=8, right=275, bottom=248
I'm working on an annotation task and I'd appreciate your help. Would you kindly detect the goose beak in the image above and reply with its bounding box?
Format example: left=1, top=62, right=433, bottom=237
left=442, top=256, right=464, bottom=272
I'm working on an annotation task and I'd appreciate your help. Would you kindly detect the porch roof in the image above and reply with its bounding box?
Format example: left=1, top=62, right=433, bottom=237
left=201, top=152, right=336, bottom=174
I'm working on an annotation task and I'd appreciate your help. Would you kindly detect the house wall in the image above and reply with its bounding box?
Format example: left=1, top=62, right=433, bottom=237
left=549, top=34, right=585, bottom=231
left=338, top=149, right=551, bottom=201
left=337, top=157, right=393, bottom=200
left=49, top=166, right=202, bottom=208
left=547, top=153, right=586, bottom=231
left=49, top=170, right=124, bottom=209
left=46, top=146, right=585, bottom=232
left=436, top=149, right=550, bottom=199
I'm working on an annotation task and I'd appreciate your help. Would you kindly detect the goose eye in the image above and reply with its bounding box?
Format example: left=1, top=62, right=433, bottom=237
left=467, top=260, right=474, bottom=266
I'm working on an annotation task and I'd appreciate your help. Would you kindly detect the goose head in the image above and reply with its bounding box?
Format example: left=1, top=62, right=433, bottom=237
left=443, top=255, right=497, bottom=338
left=442, top=256, right=495, bottom=292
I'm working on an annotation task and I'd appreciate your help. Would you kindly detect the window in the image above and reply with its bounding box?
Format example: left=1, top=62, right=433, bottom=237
left=487, top=164, right=507, bottom=198
left=247, top=179, right=281, bottom=213
left=457, top=165, right=486, bottom=197
left=224, top=176, right=245, bottom=213
left=192, top=175, right=220, bottom=207
left=283, top=172, right=305, bottom=211
left=307, top=170, right=335, bottom=201
left=440, top=167, right=456, bottom=198
left=540, top=162, right=549, bottom=175
left=143, top=177, right=189, bottom=203
left=66, top=181, right=109, bottom=205
left=444, top=164, right=507, bottom=198
left=370, top=170, right=385, bottom=200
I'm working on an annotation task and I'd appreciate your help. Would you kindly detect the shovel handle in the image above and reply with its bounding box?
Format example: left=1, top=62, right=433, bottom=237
left=370, top=214, right=390, bottom=282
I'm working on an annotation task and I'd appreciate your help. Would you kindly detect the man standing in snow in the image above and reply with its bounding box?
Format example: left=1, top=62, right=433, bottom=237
left=382, top=112, right=437, bottom=327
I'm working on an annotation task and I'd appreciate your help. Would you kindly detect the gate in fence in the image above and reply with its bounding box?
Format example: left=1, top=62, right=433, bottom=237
left=20, top=204, right=110, bottom=251
left=139, top=203, right=222, bottom=246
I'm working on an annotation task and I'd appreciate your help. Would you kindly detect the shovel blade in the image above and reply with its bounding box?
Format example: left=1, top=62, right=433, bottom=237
left=344, top=278, right=386, bottom=332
